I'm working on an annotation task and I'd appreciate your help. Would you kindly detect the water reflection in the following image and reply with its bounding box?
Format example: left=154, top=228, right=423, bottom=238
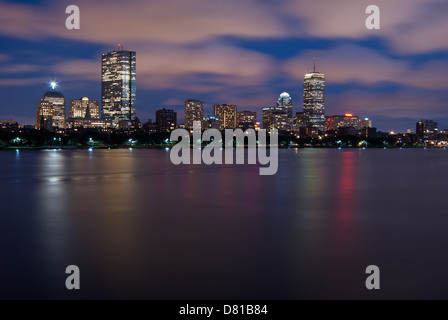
left=2, top=149, right=448, bottom=299
left=332, top=151, right=358, bottom=275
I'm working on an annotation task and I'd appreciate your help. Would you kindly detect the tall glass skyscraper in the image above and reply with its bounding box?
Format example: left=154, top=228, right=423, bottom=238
left=101, top=49, right=136, bottom=127
left=303, top=63, right=325, bottom=131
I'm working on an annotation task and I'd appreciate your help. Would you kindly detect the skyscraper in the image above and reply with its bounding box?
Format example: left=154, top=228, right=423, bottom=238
left=303, top=61, right=325, bottom=131
left=277, top=92, right=293, bottom=119
left=214, top=104, right=237, bottom=130
left=156, top=108, right=177, bottom=132
left=70, top=97, right=100, bottom=119
left=101, top=49, right=136, bottom=127
left=36, top=83, right=66, bottom=130
left=184, top=99, right=204, bottom=130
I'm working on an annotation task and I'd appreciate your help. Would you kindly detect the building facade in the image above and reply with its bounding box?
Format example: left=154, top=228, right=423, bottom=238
left=214, top=104, right=237, bottom=130
left=303, top=64, right=325, bottom=131
left=202, top=116, right=221, bottom=130
left=262, top=107, right=289, bottom=131
left=156, top=108, right=177, bottom=132
left=184, top=99, right=204, bottom=130
left=324, top=115, right=333, bottom=132
left=237, top=111, right=257, bottom=130
left=36, top=88, right=66, bottom=130
left=70, top=97, right=100, bottom=119
left=101, top=50, right=136, bottom=127
left=417, top=119, right=438, bottom=139
left=328, top=114, right=360, bottom=131
left=360, top=118, right=373, bottom=130
left=294, top=112, right=306, bottom=127
left=66, top=118, right=112, bottom=130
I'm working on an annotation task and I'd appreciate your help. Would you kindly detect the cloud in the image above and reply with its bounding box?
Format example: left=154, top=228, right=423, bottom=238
left=0, top=77, right=47, bottom=86
left=0, top=53, right=9, bottom=62
left=51, top=59, right=99, bottom=81
left=0, top=64, right=42, bottom=74
left=1, top=0, right=448, bottom=54
left=0, top=0, right=288, bottom=44
left=284, top=44, right=448, bottom=90
left=281, top=0, right=448, bottom=54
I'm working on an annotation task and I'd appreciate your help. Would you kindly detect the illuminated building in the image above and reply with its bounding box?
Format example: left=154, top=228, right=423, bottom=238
left=360, top=118, right=373, bottom=130
left=294, top=112, right=306, bottom=127
left=0, top=120, right=18, bottom=130
left=325, top=115, right=333, bottom=131
left=277, top=92, right=293, bottom=119
left=202, top=116, right=221, bottom=130
left=101, top=49, right=136, bottom=127
left=214, top=104, right=237, bottom=129
left=66, top=96, right=109, bottom=129
left=36, top=83, right=66, bottom=130
left=303, top=61, right=325, bottom=131
left=237, top=111, right=257, bottom=130
left=36, top=100, right=53, bottom=130
left=143, top=119, right=158, bottom=133
left=416, top=121, right=425, bottom=138
left=66, top=118, right=113, bottom=130
left=262, top=107, right=289, bottom=130
left=156, top=108, right=177, bottom=132
left=329, top=114, right=360, bottom=131
left=417, top=119, right=438, bottom=139
left=184, top=99, right=204, bottom=130
left=70, top=97, right=100, bottom=119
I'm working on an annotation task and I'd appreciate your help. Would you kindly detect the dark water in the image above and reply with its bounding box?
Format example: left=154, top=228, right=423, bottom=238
left=1, top=148, right=448, bottom=299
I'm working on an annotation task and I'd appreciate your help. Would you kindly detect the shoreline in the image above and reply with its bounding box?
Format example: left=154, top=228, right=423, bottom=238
left=2, top=145, right=444, bottom=151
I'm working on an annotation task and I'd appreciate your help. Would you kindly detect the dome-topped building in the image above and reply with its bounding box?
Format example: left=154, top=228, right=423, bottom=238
left=277, top=92, right=293, bottom=119
left=36, top=84, right=66, bottom=130
left=42, top=90, right=65, bottom=99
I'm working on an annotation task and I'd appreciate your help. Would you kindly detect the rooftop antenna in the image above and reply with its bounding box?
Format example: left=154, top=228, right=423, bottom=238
left=313, top=57, right=316, bottom=72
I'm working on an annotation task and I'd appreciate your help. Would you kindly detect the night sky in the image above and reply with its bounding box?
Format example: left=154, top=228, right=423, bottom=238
left=1, top=0, right=448, bottom=132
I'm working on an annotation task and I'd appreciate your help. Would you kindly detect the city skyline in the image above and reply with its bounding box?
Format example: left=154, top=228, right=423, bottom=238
left=1, top=0, right=448, bottom=132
